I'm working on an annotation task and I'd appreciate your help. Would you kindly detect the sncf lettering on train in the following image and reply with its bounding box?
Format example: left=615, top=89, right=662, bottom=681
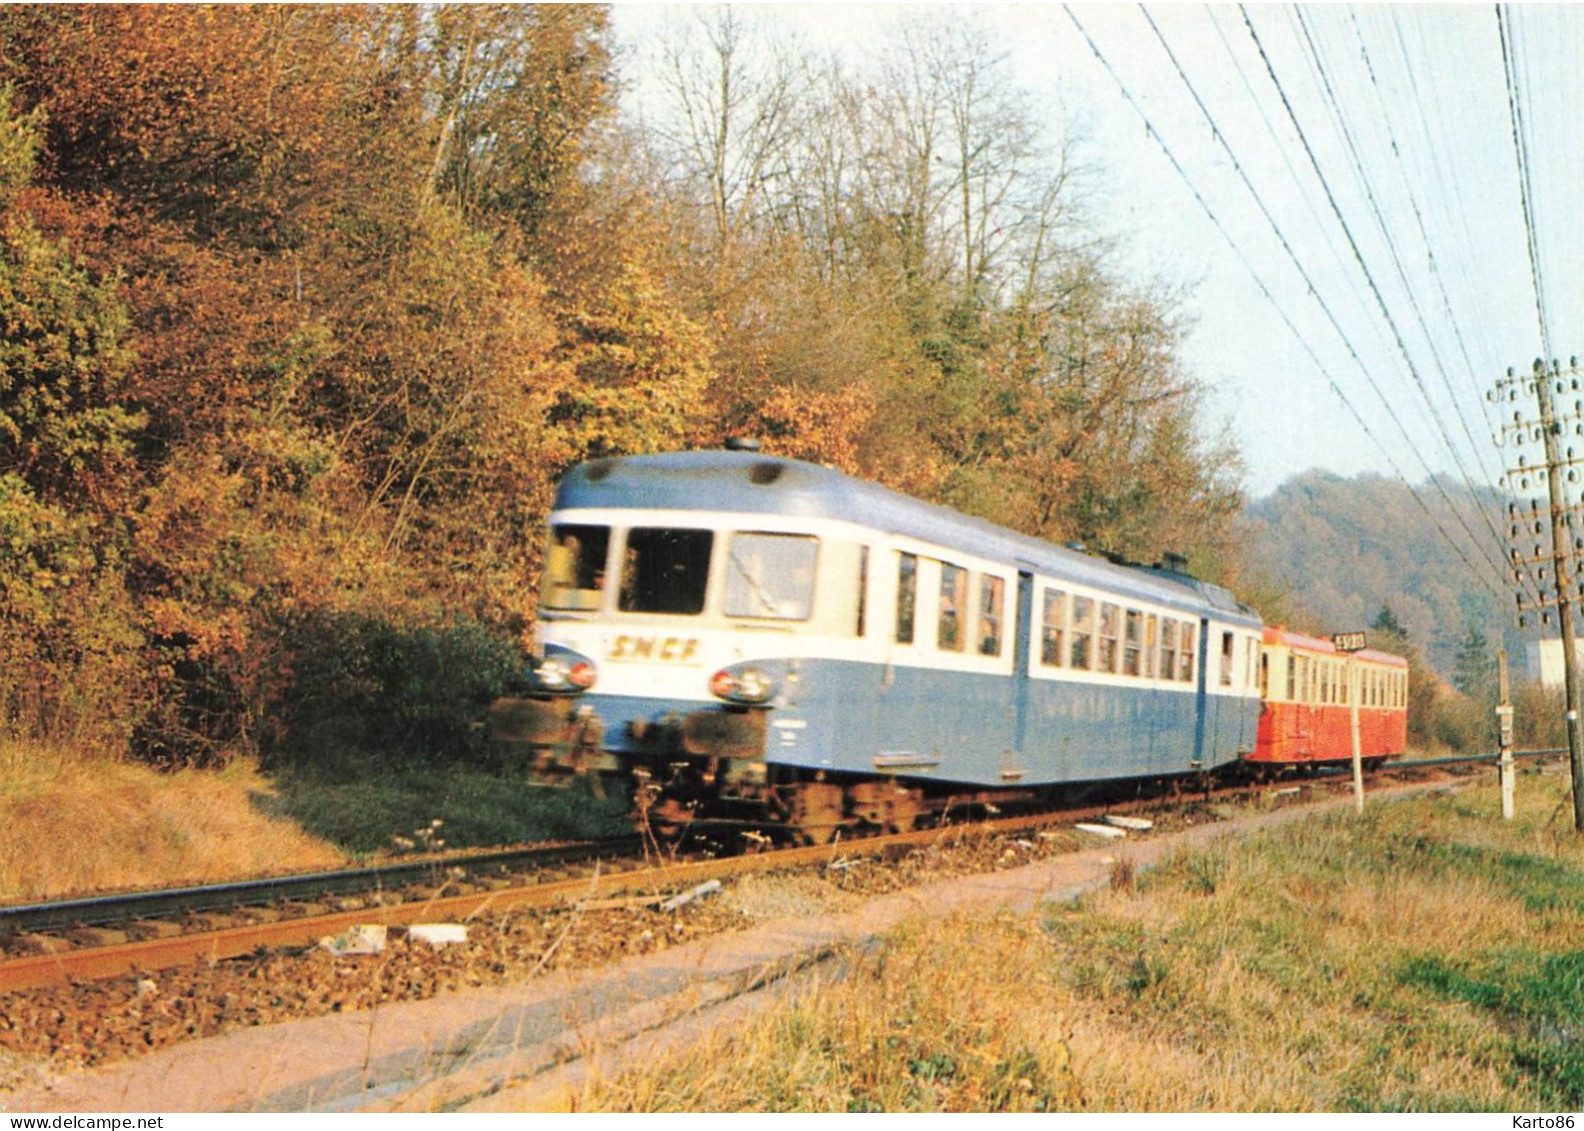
left=609, top=635, right=700, bottom=663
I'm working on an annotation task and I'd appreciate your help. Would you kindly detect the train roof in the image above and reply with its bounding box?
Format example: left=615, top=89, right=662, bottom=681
left=553, top=450, right=1260, bottom=624
left=1262, top=625, right=1408, bottom=667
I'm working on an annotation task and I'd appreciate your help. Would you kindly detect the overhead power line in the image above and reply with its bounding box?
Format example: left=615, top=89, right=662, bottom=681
left=1061, top=4, right=1511, bottom=605
left=1496, top=2, right=1552, bottom=360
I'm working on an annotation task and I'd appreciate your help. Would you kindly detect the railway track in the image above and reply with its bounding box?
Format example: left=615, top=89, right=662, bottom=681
left=0, top=751, right=1530, bottom=996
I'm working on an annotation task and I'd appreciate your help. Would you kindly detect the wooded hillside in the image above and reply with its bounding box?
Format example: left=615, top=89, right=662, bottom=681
left=0, top=6, right=1242, bottom=766
left=1243, top=470, right=1514, bottom=678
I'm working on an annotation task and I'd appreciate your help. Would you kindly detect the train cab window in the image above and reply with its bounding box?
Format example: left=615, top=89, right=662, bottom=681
left=544, top=524, right=610, bottom=611
left=978, top=575, right=1005, bottom=656
left=1123, top=610, right=1143, bottom=676
left=724, top=533, right=817, bottom=620
left=896, top=553, right=918, bottom=644
left=1180, top=623, right=1196, bottom=682
left=1219, top=631, right=1234, bottom=687
left=1041, top=589, right=1067, bottom=667
left=1070, top=596, right=1095, bottom=670
left=938, top=563, right=968, bottom=652
left=1160, top=619, right=1178, bottom=679
left=1098, top=603, right=1121, bottom=673
left=619, top=528, right=714, bottom=615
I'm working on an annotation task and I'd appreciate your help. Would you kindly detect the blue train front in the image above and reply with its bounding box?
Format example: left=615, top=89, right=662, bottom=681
left=490, top=448, right=1263, bottom=841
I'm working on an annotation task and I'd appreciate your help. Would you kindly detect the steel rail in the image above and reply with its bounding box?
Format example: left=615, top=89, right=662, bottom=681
left=0, top=837, right=644, bottom=936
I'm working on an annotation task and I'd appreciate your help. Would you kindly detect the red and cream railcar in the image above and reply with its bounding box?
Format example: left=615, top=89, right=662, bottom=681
left=1253, top=627, right=1408, bottom=770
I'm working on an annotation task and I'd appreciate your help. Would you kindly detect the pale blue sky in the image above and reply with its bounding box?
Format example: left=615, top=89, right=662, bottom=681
left=610, top=4, right=1580, bottom=500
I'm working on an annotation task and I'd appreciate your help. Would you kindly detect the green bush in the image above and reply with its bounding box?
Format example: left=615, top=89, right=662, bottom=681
left=263, top=611, right=528, bottom=772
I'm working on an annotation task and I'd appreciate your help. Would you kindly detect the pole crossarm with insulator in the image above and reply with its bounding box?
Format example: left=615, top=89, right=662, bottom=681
left=1492, top=358, right=1584, bottom=831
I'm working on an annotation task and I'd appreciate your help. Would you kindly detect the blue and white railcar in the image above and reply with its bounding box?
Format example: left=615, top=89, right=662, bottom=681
left=492, top=449, right=1263, bottom=837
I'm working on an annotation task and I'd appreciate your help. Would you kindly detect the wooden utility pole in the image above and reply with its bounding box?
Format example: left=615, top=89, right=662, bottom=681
left=1531, top=360, right=1584, bottom=832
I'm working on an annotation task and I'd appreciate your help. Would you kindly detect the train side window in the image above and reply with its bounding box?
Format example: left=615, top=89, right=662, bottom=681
left=1040, top=589, right=1067, bottom=667
left=938, top=562, right=968, bottom=652
left=896, top=553, right=918, bottom=645
left=1070, top=596, right=1094, bottom=670
left=725, top=533, right=818, bottom=620
left=1286, top=655, right=1297, bottom=701
left=544, top=524, right=610, bottom=611
left=620, top=528, right=714, bottom=615
left=1160, top=619, right=1178, bottom=679
left=1098, top=603, right=1121, bottom=673
left=1179, top=622, right=1196, bottom=682
left=1123, top=610, right=1143, bottom=676
left=1146, top=615, right=1159, bottom=678
left=856, top=546, right=869, bottom=637
left=1219, top=631, right=1234, bottom=687
left=978, top=575, right=1005, bottom=656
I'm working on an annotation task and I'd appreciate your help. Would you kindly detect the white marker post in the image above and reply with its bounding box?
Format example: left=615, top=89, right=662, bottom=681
left=1498, top=649, right=1515, bottom=821
left=1333, top=632, right=1368, bottom=815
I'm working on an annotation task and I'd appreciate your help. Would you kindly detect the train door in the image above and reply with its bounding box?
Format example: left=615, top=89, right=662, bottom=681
left=1012, top=571, right=1035, bottom=762
left=1192, top=616, right=1211, bottom=769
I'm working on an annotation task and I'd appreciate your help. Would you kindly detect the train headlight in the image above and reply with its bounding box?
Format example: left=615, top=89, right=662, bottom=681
left=710, top=665, right=775, bottom=704
left=531, top=647, right=597, bottom=695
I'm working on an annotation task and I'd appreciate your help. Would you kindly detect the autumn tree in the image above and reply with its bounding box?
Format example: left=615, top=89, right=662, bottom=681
left=641, top=8, right=1242, bottom=566
left=0, top=85, right=146, bottom=745
left=0, top=5, right=644, bottom=763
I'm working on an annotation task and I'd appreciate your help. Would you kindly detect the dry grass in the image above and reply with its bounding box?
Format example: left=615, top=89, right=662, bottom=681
left=0, top=741, right=346, bottom=900
left=574, top=768, right=1584, bottom=1112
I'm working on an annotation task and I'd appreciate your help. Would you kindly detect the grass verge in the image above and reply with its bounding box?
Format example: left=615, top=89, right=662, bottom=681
left=575, top=767, right=1584, bottom=1112
left=262, top=759, right=634, bottom=856
left=0, top=741, right=345, bottom=900
left=0, top=743, right=634, bottom=899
